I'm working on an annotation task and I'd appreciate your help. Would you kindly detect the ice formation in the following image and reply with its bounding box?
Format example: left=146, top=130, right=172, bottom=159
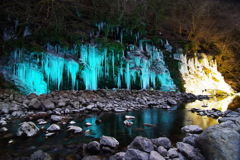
left=179, top=54, right=234, bottom=95
left=11, top=41, right=177, bottom=94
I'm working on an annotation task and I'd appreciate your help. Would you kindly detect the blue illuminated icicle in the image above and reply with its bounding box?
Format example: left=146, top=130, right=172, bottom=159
left=43, top=54, right=65, bottom=90
left=15, top=62, right=47, bottom=94
left=65, top=59, right=79, bottom=89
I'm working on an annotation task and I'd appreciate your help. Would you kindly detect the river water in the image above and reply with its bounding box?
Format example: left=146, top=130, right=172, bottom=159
left=0, top=95, right=239, bottom=159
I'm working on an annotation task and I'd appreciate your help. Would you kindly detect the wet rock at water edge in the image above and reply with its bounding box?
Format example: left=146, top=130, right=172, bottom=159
left=100, top=135, right=119, bottom=148
left=45, top=132, right=55, bottom=137
left=124, top=148, right=149, bottom=160
left=124, top=120, right=133, bottom=127
left=67, top=125, right=82, bottom=133
left=125, top=115, right=135, bottom=119
left=143, top=123, right=156, bottom=127
left=0, top=127, right=8, bottom=133
left=47, top=124, right=60, bottom=132
left=30, top=150, right=52, bottom=160
left=128, top=136, right=154, bottom=153
left=17, top=122, right=39, bottom=137
left=69, top=120, right=76, bottom=124
left=87, top=141, right=101, bottom=154
left=181, top=125, right=203, bottom=135
left=85, top=122, right=92, bottom=127
left=167, top=99, right=177, bottom=105
left=50, top=115, right=62, bottom=122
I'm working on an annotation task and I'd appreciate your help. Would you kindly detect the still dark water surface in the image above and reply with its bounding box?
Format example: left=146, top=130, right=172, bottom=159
left=0, top=95, right=239, bottom=158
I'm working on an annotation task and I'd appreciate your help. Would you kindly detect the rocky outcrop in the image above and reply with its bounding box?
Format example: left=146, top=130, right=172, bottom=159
left=196, top=111, right=240, bottom=160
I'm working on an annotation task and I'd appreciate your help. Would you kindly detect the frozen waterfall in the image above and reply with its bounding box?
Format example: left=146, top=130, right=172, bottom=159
left=179, top=54, right=234, bottom=95
left=11, top=42, right=177, bottom=94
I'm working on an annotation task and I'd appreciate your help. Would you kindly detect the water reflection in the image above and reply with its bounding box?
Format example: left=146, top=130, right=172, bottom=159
left=184, top=95, right=237, bottom=129
left=0, top=96, right=239, bottom=158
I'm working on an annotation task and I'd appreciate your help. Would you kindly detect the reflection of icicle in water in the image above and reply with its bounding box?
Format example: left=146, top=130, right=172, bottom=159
left=179, top=54, right=234, bottom=95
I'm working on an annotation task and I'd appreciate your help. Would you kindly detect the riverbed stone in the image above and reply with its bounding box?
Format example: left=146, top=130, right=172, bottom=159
left=42, top=99, right=55, bottom=110
left=181, top=125, right=203, bottom=135
left=100, top=135, right=119, bottom=148
left=17, top=122, right=39, bottom=137
left=124, top=148, right=149, bottom=160
left=157, top=146, right=168, bottom=157
left=183, top=134, right=199, bottom=147
left=151, top=137, right=172, bottom=149
left=47, top=124, right=60, bottom=132
left=109, top=152, right=125, bottom=160
left=168, top=148, right=179, bottom=158
left=67, top=126, right=82, bottom=133
left=29, top=98, right=42, bottom=110
left=87, top=141, right=101, bottom=153
left=177, top=142, right=205, bottom=160
left=128, top=136, right=154, bottom=153
left=149, top=151, right=165, bottom=160
left=0, top=127, right=8, bottom=133
left=30, top=150, right=52, bottom=160
left=196, top=123, right=240, bottom=160
left=167, top=99, right=177, bottom=105
left=50, top=115, right=62, bottom=122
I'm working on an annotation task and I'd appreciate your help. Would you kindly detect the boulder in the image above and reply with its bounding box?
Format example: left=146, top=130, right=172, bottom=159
left=128, top=136, right=154, bottom=153
left=87, top=141, right=101, bottom=153
left=151, top=137, right=172, bottom=149
left=42, top=99, right=55, bottom=110
left=109, top=152, right=125, bottom=160
left=100, top=136, right=119, bottom=148
left=149, top=151, right=165, bottom=160
left=47, top=124, right=60, bottom=132
left=17, top=122, right=39, bottom=137
left=168, top=148, right=179, bottom=158
left=30, top=150, right=52, bottom=160
left=29, top=98, right=42, bottom=110
left=124, top=148, right=149, bottom=160
left=157, top=146, right=168, bottom=157
left=50, top=115, right=62, bottom=122
left=167, top=99, right=177, bottom=105
left=181, top=125, right=203, bottom=135
left=67, top=126, right=82, bottom=133
left=177, top=142, right=205, bottom=160
left=183, top=134, right=199, bottom=147
left=196, top=124, right=240, bottom=160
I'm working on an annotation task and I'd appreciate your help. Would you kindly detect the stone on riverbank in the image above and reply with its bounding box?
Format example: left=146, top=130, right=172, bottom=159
left=128, top=136, right=154, bottom=153
left=17, top=122, right=39, bottom=137
left=100, top=136, right=119, bottom=148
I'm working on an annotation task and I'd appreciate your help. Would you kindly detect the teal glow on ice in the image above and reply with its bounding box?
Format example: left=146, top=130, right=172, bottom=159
left=11, top=41, right=177, bottom=94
